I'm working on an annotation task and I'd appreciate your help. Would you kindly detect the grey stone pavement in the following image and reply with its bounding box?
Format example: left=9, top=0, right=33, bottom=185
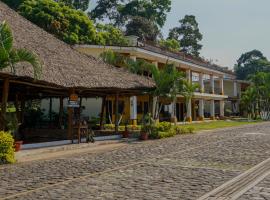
left=1, top=122, right=270, bottom=200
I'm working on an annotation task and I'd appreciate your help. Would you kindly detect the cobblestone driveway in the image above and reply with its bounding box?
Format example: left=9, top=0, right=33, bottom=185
left=1, top=122, right=270, bottom=200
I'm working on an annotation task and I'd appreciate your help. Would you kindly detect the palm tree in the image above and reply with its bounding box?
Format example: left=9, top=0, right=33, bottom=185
left=241, top=87, right=257, bottom=120
left=0, top=21, right=42, bottom=78
left=181, top=80, right=199, bottom=122
left=0, top=21, right=42, bottom=130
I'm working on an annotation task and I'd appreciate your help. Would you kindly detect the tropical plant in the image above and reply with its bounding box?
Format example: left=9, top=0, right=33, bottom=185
left=245, top=72, right=270, bottom=120
left=0, top=21, right=42, bottom=78
left=100, top=50, right=126, bottom=66
left=181, top=80, right=199, bottom=121
left=0, top=21, right=41, bottom=131
left=241, top=86, right=257, bottom=120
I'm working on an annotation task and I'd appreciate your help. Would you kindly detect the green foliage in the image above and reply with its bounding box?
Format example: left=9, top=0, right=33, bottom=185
left=18, top=0, right=96, bottom=45
left=159, top=38, right=180, bottom=52
left=90, top=0, right=171, bottom=28
left=168, top=15, right=203, bottom=57
left=17, top=0, right=128, bottom=46
left=156, top=121, right=171, bottom=132
left=158, top=128, right=175, bottom=139
left=100, top=50, right=126, bottom=66
left=125, top=16, right=160, bottom=42
left=96, top=24, right=129, bottom=46
left=0, top=131, right=15, bottom=164
left=57, top=0, right=90, bottom=11
left=174, top=126, right=194, bottom=135
left=234, top=50, right=270, bottom=80
left=0, top=21, right=41, bottom=77
left=241, top=72, right=270, bottom=120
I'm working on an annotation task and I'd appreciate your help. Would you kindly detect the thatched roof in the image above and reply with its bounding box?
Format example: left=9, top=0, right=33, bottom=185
left=0, top=2, right=155, bottom=91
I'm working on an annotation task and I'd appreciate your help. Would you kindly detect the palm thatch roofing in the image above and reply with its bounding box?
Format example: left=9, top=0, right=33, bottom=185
left=0, top=2, right=155, bottom=95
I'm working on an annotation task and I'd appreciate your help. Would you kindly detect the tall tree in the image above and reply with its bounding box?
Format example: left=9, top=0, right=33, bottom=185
left=90, top=0, right=171, bottom=27
left=89, top=0, right=171, bottom=41
left=168, top=15, right=203, bottom=57
left=125, top=16, right=160, bottom=42
left=234, top=50, right=270, bottom=80
left=56, top=0, right=90, bottom=11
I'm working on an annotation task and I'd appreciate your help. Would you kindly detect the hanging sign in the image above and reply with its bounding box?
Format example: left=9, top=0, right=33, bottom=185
left=68, top=93, right=79, bottom=108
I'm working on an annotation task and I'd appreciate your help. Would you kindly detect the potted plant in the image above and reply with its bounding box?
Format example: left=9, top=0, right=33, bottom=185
left=140, top=124, right=149, bottom=140
left=122, top=122, right=130, bottom=138
left=140, top=113, right=154, bottom=140
left=6, top=113, right=22, bottom=152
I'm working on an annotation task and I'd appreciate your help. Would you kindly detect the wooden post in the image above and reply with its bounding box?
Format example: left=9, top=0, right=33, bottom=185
left=100, top=96, right=106, bottom=130
left=68, top=88, right=75, bottom=142
left=58, top=96, right=63, bottom=128
left=15, top=94, right=20, bottom=122
left=20, top=95, right=25, bottom=124
left=115, top=93, right=119, bottom=133
left=49, top=97, right=52, bottom=126
left=1, top=78, right=9, bottom=130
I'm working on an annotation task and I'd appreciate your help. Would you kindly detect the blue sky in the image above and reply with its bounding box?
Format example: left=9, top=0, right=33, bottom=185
left=89, top=0, right=270, bottom=68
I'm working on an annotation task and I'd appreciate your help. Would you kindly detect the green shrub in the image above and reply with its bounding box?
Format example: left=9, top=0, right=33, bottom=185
left=0, top=131, right=15, bottom=164
left=104, top=124, right=115, bottom=130
left=156, top=122, right=172, bottom=132
left=148, top=127, right=159, bottom=139
left=186, top=127, right=195, bottom=134
left=174, top=126, right=195, bottom=134
left=158, top=128, right=176, bottom=139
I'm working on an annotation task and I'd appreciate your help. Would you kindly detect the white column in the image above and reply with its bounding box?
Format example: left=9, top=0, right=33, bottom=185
left=199, top=73, right=204, bottom=93
left=186, top=69, right=191, bottom=83
left=210, top=99, right=215, bottom=119
left=220, top=77, right=224, bottom=95
left=210, top=74, right=215, bottom=94
left=186, top=99, right=192, bottom=122
left=233, top=81, right=238, bottom=97
left=220, top=100, right=225, bottom=118
left=199, top=99, right=204, bottom=120
left=130, top=96, right=137, bottom=125
left=130, top=55, right=137, bottom=124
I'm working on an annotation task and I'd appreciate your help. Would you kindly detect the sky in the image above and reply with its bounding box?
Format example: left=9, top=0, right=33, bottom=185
left=89, top=0, right=270, bottom=68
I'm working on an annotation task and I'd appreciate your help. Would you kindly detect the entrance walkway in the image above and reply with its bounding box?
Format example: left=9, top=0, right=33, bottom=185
left=1, top=122, right=270, bottom=200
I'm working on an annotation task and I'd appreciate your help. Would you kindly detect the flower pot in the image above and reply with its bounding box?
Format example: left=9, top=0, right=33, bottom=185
left=14, top=141, right=23, bottom=152
left=122, top=130, right=129, bottom=138
left=140, top=132, right=148, bottom=140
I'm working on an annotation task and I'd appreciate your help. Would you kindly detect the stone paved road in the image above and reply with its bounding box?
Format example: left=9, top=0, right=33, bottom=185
left=1, top=122, right=270, bottom=200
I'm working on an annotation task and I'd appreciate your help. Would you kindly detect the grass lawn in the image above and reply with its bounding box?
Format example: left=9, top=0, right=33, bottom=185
left=181, top=120, right=261, bottom=132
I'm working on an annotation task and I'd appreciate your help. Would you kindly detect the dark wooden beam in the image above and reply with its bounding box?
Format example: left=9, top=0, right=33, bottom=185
left=115, top=92, right=119, bottom=133
left=99, top=96, right=106, bottom=130
left=58, top=96, right=64, bottom=128
left=1, top=78, right=9, bottom=130
left=68, top=88, right=75, bottom=141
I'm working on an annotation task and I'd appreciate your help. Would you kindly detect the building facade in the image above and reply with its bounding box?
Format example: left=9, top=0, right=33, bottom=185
left=72, top=38, right=248, bottom=124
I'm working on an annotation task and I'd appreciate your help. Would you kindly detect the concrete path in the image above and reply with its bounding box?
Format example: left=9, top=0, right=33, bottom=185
left=1, top=122, right=270, bottom=200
